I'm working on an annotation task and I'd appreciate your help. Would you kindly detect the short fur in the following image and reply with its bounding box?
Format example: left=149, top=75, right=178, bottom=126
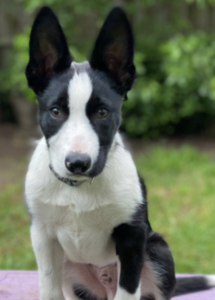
left=25, top=6, right=214, bottom=300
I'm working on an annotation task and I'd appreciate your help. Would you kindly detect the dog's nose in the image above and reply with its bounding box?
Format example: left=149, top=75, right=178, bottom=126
left=65, top=152, right=91, bottom=174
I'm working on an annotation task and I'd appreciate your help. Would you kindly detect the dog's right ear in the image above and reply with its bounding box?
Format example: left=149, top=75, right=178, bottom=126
left=26, top=7, right=72, bottom=95
left=90, top=7, right=135, bottom=97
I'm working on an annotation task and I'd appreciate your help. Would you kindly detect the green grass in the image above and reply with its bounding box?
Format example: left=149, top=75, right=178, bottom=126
left=0, top=184, right=36, bottom=270
left=0, top=145, right=215, bottom=273
left=136, top=146, right=215, bottom=274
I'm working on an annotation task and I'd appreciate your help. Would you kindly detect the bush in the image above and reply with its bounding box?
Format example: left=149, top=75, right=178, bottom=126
left=2, top=0, right=215, bottom=137
left=122, top=33, right=215, bottom=137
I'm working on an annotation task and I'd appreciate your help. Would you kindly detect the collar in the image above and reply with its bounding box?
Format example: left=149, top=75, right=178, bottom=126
left=49, top=164, right=93, bottom=187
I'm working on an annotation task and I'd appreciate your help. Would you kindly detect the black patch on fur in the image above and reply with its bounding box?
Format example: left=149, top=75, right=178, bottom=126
left=174, top=277, right=211, bottom=296
left=37, top=69, right=73, bottom=139
left=146, top=232, right=176, bottom=299
left=73, top=285, right=106, bottom=300
left=138, top=175, right=153, bottom=234
left=90, top=7, right=135, bottom=97
left=26, top=6, right=72, bottom=95
left=139, top=175, right=147, bottom=200
left=137, top=175, right=176, bottom=299
left=141, top=295, right=155, bottom=300
left=86, top=69, right=123, bottom=177
left=111, top=205, right=148, bottom=294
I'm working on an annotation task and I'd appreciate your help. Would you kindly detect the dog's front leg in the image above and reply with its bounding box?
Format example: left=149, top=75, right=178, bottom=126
left=112, top=223, right=146, bottom=300
left=31, top=223, right=65, bottom=300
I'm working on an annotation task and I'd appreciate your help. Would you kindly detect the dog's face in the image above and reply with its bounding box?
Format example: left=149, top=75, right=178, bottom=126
left=26, top=7, right=135, bottom=183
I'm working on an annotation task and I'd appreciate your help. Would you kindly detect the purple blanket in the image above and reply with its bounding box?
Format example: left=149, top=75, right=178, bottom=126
left=0, top=271, right=214, bottom=299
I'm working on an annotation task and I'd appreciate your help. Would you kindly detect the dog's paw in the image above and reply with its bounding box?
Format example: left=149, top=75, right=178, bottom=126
left=40, top=296, right=65, bottom=300
left=39, top=290, right=65, bottom=300
left=113, top=287, right=140, bottom=300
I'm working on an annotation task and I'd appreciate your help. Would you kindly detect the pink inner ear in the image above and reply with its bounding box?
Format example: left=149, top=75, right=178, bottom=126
left=38, top=38, right=58, bottom=74
left=105, top=52, right=130, bottom=85
left=119, top=72, right=130, bottom=83
left=45, top=51, right=58, bottom=73
left=105, top=53, right=118, bottom=73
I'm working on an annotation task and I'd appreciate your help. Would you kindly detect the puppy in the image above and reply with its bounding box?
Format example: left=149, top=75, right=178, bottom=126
left=25, top=6, right=213, bottom=300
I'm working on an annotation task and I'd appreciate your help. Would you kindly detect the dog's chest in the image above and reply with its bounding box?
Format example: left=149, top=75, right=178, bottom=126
left=34, top=202, right=129, bottom=266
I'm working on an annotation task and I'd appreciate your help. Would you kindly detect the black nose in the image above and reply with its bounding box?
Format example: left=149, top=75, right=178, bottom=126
left=65, top=152, right=91, bottom=174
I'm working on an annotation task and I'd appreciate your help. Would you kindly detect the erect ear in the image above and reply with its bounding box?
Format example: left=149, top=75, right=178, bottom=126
left=26, top=6, right=72, bottom=95
left=90, top=7, right=135, bottom=97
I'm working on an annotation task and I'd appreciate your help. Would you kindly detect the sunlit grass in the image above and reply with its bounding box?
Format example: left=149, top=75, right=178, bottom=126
left=0, top=145, right=214, bottom=273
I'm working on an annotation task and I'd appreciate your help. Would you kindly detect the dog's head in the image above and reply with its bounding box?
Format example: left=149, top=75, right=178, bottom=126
left=26, top=6, right=135, bottom=184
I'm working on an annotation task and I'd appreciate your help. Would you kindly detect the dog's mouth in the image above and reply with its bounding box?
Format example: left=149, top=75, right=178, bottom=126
left=49, top=164, right=94, bottom=187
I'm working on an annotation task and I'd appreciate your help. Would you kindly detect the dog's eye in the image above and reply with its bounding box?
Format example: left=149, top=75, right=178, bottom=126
left=97, top=108, right=108, bottom=119
left=51, top=107, right=61, bottom=118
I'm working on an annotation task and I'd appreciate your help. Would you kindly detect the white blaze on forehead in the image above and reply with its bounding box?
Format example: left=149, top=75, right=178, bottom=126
left=67, top=68, right=94, bottom=153
left=68, top=66, right=93, bottom=112
left=47, top=63, right=99, bottom=178
left=64, top=66, right=99, bottom=167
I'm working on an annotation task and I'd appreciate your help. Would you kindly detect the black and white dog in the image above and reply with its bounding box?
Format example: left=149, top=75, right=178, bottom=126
left=25, top=7, right=215, bottom=300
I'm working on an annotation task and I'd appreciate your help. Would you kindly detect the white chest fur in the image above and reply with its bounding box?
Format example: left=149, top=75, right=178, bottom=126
left=25, top=134, right=143, bottom=266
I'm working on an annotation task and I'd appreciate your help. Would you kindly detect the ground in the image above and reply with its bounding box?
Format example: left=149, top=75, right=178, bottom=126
left=0, top=124, right=215, bottom=273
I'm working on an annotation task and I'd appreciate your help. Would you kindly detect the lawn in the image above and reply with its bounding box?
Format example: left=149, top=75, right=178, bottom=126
left=136, top=145, right=215, bottom=274
left=0, top=183, right=36, bottom=270
left=0, top=144, right=214, bottom=273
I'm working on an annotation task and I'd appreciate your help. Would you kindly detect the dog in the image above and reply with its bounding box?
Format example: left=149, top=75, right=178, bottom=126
left=25, top=6, right=215, bottom=300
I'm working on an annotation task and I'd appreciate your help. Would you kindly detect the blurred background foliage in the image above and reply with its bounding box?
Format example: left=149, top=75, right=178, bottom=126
left=1, top=0, right=215, bottom=137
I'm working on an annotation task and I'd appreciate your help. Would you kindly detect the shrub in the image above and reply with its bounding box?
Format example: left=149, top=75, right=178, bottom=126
left=122, top=33, right=215, bottom=137
left=1, top=0, right=215, bottom=137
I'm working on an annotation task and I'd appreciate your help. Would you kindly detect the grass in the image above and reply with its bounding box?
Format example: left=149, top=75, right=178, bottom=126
left=0, top=183, right=36, bottom=270
left=0, top=144, right=214, bottom=273
left=136, top=145, right=215, bottom=274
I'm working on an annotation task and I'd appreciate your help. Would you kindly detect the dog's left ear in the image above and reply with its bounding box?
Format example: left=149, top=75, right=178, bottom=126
left=90, top=7, right=135, bottom=96
left=26, top=6, right=72, bottom=95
